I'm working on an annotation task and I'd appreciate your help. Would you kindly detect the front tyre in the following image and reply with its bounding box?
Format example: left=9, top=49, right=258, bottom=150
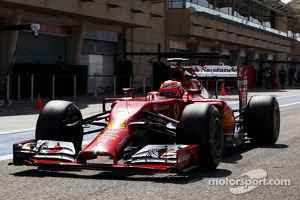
left=177, top=103, right=224, bottom=171
left=35, top=100, right=83, bottom=155
left=245, top=96, right=280, bottom=145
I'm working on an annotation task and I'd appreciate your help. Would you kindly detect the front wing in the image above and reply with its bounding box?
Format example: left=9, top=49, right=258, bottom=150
left=12, top=140, right=200, bottom=173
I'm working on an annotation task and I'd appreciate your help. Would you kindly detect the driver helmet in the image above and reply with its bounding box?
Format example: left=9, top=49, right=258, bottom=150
left=159, top=80, right=183, bottom=98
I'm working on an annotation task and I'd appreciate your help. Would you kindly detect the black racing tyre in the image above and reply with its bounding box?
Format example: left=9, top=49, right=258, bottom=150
left=35, top=100, right=83, bottom=155
left=245, top=96, right=280, bottom=145
left=177, top=103, right=224, bottom=171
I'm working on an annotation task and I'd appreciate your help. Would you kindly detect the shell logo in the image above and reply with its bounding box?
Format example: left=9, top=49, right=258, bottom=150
left=106, top=120, right=127, bottom=130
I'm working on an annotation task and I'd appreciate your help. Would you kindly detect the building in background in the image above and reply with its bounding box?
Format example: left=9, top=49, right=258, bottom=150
left=1, top=0, right=300, bottom=97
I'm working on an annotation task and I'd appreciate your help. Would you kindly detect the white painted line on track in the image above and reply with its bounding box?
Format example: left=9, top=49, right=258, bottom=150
left=0, top=128, right=35, bottom=135
left=0, top=154, right=12, bottom=161
left=280, top=101, right=300, bottom=107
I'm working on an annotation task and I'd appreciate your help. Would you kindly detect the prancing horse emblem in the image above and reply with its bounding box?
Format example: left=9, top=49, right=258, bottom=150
left=174, top=104, right=179, bottom=120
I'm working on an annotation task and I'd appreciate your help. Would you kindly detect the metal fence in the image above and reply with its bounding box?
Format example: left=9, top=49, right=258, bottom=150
left=0, top=74, right=153, bottom=101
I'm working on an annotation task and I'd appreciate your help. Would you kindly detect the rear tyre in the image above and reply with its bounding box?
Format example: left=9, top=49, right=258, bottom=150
left=245, top=96, right=280, bottom=145
left=177, top=103, right=224, bottom=171
left=35, top=100, right=83, bottom=155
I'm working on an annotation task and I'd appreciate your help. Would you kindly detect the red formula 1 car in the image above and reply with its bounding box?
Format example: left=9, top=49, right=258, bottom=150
left=12, top=66, right=280, bottom=173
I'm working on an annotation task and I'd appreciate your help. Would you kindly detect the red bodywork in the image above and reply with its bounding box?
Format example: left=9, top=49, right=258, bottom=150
left=12, top=66, right=238, bottom=173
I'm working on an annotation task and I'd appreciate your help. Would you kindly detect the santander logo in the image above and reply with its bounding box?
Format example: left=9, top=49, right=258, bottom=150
left=193, top=65, right=238, bottom=72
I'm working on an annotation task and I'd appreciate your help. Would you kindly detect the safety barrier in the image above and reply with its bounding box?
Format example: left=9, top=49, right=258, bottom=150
left=0, top=74, right=152, bottom=101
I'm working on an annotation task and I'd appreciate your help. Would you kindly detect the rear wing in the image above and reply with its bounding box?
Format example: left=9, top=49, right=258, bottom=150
left=191, top=65, right=248, bottom=109
left=191, top=65, right=237, bottom=79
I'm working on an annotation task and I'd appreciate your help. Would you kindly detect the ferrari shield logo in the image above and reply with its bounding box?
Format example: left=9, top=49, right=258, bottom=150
left=174, top=104, right=179, bottom=120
